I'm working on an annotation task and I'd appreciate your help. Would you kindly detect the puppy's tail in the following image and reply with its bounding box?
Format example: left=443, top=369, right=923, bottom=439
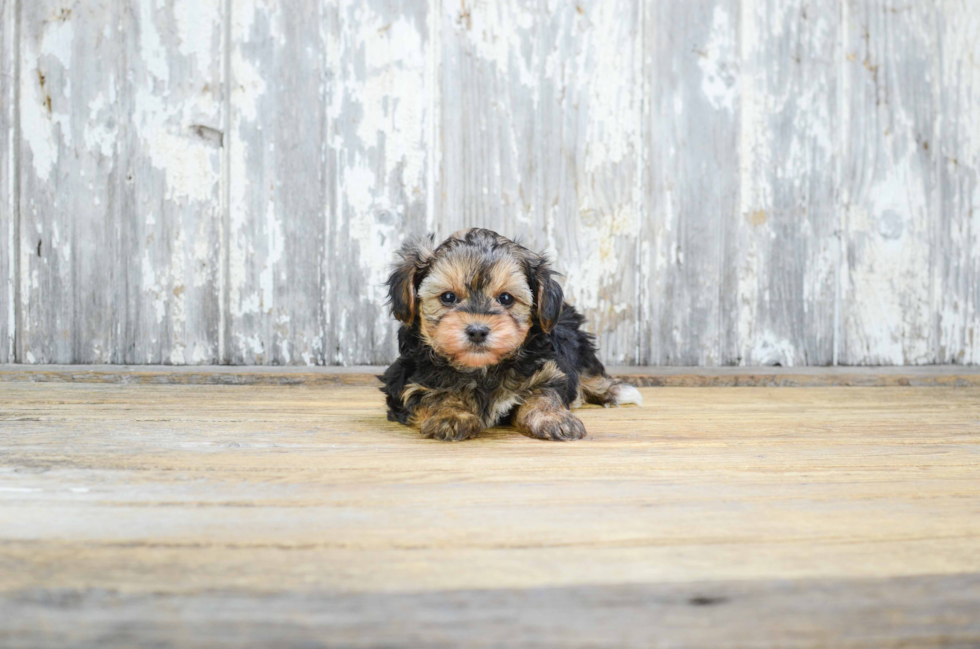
left=578, top=373, right=643, bottom=408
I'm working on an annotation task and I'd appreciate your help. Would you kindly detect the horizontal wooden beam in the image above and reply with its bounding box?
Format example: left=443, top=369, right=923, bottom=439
left=1, top=365, right=978, bottom=387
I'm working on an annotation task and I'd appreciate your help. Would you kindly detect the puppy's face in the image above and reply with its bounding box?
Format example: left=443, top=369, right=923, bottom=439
left=387, top=229, right=564, bottom=369
left=418, top=252, right=533, bottom=368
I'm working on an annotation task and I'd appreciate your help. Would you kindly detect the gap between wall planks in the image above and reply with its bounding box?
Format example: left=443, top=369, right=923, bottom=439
left=2, top=1, right=978, bottom=366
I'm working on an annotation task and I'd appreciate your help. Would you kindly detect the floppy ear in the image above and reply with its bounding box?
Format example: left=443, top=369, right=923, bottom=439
left=530, top=257, right=564, bottom=333
left=386, top=235, right=435, bottom=325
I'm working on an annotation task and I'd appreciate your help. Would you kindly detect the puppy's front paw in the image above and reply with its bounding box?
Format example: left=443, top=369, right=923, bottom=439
left=523, top=409, right=587, bottom=441
left=420, top=412, right=483, bottom=442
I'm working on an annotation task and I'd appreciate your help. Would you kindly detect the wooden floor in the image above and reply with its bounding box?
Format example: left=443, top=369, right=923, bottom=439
left=1, top=380, right=979, bottom=647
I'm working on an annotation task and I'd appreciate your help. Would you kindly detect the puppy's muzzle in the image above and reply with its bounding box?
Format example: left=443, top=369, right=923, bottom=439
left=465, top=324, right=490, bottom=344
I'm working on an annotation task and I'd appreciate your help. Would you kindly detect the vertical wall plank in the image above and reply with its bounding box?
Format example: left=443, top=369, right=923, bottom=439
left=227, top=0, right=328, bottom=365
left=839, top=0, right=940, bottom=364
left=640, top=0, right=740, bottom=365
left=19, top=0, right=223, bottom=363
left=229, top=0, right=430, bottom=366
left=735, top=0, right=839, bottom=366
left=9, top=0, right=980, bottom=367
left=936, top=1, right=980, bottom=365
left=439, top=0, right=643, bottom=363
left=128, top=0, right=224, bottom=364
left=20, top=0, right=112, bottom=363
left=324, top=0, right=431, bottom=365
left=0, top=0, right=14, bottom=363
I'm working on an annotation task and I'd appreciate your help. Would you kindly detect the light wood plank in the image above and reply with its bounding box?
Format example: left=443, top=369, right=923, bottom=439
left=19, top=0, right=115, bottom=363
left=736, top=0, right=839, bottom=366
left=936, top=1, right=980, bottom=364
left=226, top=0, right=328, bottom=365
left=2, top=575, right=979, bottom=648
left=227, top=0, right=431, bottom=366
left=839, top=0, right=941, bottom=364
left=127, top=0, right=224, bottom=364
left=18, top=0, right=223, bottom=364
left=640, top=0, right=741, bottom=365
left=2, top=363, right=980, bottom=386
left=0, top=382, right=978, bottom=645
left=324, top=0, right=432, bottom=365
left=0, top=0, right=14, bottom=363
left=438, top=0, right=642, bottom=363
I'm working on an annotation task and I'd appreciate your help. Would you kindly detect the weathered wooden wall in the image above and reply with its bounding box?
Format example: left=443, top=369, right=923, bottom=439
left=1, top=0, right=978, bottom=366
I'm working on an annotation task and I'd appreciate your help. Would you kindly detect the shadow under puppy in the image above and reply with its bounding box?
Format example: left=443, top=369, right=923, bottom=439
left=381, top=228, right=641, bottom=441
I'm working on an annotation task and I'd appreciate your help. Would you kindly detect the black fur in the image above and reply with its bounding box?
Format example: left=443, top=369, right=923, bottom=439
left=381, top=228, right=622, bottom=434
left=385, top=234, right=435, bottom=324
left=381, top=303, right=605, bottom=426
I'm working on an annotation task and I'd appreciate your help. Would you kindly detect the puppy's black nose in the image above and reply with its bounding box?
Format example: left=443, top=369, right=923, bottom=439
left=465, top=324, right=490, bottom=344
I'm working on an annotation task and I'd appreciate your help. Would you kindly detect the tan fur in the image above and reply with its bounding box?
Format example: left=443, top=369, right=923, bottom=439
left=514, top=388, right=587, bottom=441
left=416, top=246, right=535, bottom=370
left=400, top=361, right=567, bottom=432
left=422, top=311, right=527, bottom=368
left=408, top=393, right=483, bottom=442
left=485, top=257, right=533, bottom=305
left=421, top=257, right=469, bottom=301
left=484, top=361, right=566, bottom=425
left=384, top=228, right=638, bottom=443
left=577, top=373, right=643, bottom=407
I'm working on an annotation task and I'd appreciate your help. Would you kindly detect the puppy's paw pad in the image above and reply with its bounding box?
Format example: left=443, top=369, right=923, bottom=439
left=421, top=413, right=483, bottom=442
left=525, top=410, right=587, bottom=441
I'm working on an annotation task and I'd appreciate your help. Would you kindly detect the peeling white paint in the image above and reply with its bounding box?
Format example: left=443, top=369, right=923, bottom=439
left=846, top=148, right=932, bottom=364
left=750, top=331, right=797, bottom=367
left=174, top=0, right=220, bottom=77
left=698, top=5, right=737, bottom=113
left=191, top=343, right=209, bottom=364
left=137, top=0, right=170, bottom=85
left=19, top=9, right=75, bottom=200
left=144, top=130, right=219, bottom=202
left=259, top=197, right=283, bottom=314
left=8, top=0, right=980, bottom=367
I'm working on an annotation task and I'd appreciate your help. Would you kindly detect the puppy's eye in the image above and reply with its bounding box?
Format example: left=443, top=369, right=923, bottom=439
left=439, top=291, right=458, bottom=306
left=497, top=292, right=515, bottom=307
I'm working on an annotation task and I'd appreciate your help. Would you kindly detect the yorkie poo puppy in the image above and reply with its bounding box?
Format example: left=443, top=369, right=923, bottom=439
left=381, top=228, right=641, bottom=441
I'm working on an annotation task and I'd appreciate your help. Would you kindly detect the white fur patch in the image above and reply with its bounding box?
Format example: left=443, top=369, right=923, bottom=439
left=485, top=394, right=523, bottom=428
left=613, top=384, right=643, bottom=407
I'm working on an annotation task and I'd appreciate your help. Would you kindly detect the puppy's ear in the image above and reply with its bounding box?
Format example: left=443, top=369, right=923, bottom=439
left=530, top=256, right=564, bottom=333
left=386, top=235, right=435, bottom=325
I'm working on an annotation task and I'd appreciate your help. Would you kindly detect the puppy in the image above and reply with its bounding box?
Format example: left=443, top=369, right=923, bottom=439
left=381, top=228, right=641, bottom=441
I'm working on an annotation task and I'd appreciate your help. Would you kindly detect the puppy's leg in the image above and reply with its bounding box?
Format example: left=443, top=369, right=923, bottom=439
left=410, top=394, right=484, bottom=442
left=514, top=388, right=586, bottom=441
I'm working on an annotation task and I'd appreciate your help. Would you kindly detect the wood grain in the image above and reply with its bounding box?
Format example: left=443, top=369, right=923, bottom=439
left=640, top=0, right=741, bottom=365
left=1, top=382, right=978, bottom=645
left=936, top=1, right=980, bottom=365
left=4, top=1, right=980, bottom=366
left=324, top=0, right=431, bottom=366
left=2, top=363, right=980, bottom=386
left=227, top=0, right=328, bottom=365
left=18, top=0, right=223, bottom=364
left=438, top=0, right=642, bottom=363
left=0, top=0, right=14, bottom=363
left=839, top=1, right=940, bottom=364
left=3, top=576, right=980, bottom=647
left=737, top=0, right=839, bottom=366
